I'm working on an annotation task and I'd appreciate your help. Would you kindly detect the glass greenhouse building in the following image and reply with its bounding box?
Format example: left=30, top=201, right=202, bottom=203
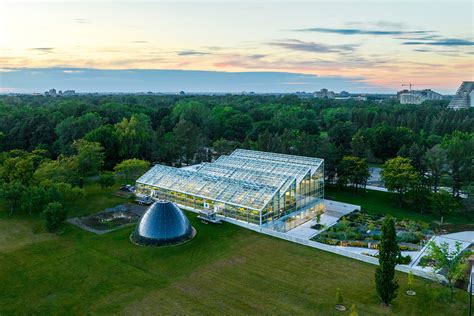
left=135, top=149, right=324, bottom=232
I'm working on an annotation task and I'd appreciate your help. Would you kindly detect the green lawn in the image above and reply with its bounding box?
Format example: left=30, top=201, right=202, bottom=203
left=0, top=187, right=470, bottom=315
left=325, top=186, right=474, bottom=225
left=65, top=184, right=128, bottom=217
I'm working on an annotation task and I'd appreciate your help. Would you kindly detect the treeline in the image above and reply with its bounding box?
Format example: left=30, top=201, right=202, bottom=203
left=0, top=95, right=473, bottom=218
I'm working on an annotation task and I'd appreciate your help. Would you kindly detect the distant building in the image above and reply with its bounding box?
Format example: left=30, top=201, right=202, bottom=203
left=398, top=89, right=443, bottom=105
left=314, top=88, right=336, bottom=99
left=352, top=95, right=367, bottom=101
left=339, top=91, right=350, bottom=97
left=44, top=88, right=57, bottom=97
left=334, top=94, right=367, bottom=101
left=448, top=81, right=474, bottom=110
left=63, top=90, right=76, bottom=96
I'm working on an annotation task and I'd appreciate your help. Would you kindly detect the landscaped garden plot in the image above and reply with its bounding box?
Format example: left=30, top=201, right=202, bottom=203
left=76, top=203, right=146, bottom=232
left=312, top=210, right=434, bottom=253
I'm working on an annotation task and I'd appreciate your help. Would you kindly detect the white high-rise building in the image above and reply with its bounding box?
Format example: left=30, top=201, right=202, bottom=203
left=448, top=81, right=474, bottom=110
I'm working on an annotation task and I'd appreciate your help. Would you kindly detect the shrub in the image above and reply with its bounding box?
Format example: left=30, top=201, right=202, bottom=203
left=98, top=171, right=115, bottom=188
left=398, top=254, right=412, bottom=265
left=398, top=232, right=419, bottom=244
left=336, top=288, right=343, bottom=305
left=399, top=245, right=418, bottom=251
left=347, top=240, right=368, bottom=248
left=42, top=202, right=67, bottom=232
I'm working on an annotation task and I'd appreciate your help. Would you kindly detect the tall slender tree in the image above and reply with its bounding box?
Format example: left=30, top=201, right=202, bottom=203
left=375, top=216, right=400, bottom=306
left=423, top=144, right=447, bottom=193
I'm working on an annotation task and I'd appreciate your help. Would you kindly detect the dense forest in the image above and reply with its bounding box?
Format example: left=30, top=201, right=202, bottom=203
left=0, top=94, right=473, bottom=228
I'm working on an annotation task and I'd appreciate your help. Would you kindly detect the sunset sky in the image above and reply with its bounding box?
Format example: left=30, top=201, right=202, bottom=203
left=1, top=0, right=473, bottom=93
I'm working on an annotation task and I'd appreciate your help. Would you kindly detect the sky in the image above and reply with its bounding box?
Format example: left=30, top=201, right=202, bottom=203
left=1, top=0, right=473, bottom=93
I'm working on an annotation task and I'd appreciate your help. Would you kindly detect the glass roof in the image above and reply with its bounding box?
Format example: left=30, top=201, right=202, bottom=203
left=196, top=162, right=290, bottom=190
left=137, top=149, right=324, bottom=212
left=231, top=149, right=323, bottom=175
left=212, top=155, right=310, bottom=195
left=137, top=164, right=279, bottom=211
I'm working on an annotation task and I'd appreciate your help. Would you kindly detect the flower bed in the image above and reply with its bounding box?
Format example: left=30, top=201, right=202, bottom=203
left=81, top=205, right=140, bottom=230
left=311, top=210, right=432, bottom=252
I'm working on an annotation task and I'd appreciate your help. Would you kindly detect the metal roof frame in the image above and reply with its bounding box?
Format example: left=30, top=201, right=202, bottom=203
left=137, top=149, right=324, bottom=213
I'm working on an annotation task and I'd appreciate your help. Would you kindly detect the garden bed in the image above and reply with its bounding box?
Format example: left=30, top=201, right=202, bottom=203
left=312, top=210, right=433, bottom=252
left=79, top=204, right=141, bottom=231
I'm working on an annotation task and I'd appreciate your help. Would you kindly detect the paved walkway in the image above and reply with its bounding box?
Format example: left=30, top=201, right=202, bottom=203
left=410, top=232, right=473, bottom=277
left=287, top=200, right=360, bottom=239
left=286, top=214, right=340, bottom=239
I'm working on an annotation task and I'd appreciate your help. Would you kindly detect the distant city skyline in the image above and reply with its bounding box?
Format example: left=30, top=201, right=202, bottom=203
left=1, top=0, right=473, bottom=93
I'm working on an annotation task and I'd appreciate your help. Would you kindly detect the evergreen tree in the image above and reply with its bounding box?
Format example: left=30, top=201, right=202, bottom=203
left=375, top=216, right=400, bottom=306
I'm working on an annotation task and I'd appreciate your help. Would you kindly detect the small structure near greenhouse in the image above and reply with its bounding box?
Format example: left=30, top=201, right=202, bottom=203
left=131, top=201, right=196, bottom=247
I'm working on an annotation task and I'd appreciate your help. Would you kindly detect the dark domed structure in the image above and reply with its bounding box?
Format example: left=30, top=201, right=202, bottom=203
left=131, top=201, right=195, bottom=246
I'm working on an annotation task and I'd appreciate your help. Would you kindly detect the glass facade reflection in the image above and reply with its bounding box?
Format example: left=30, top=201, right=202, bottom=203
left=136, top=149, right=324, bottom=232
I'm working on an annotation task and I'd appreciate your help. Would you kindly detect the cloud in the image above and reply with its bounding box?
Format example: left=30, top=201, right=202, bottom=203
left=63, top=70, right=84, bottom=74
left=402, top=38, right=474, bottom=46
left=248, top=54, right=267, bottom=59
left=29, top=47, right=55, bottom=53
left=74, top=18, right=89, bottom=24
left=176, top=50, right=210, bottom=56
left=413, top=48, right=431, bottom=52
left=269, top=39, right=357, bottom=53
left=295, top=27, right=432, bottom=36
left=132, top=41, right=148, bottom=44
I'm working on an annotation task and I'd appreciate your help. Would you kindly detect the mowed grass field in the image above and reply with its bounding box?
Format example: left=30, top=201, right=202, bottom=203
left=0, top=186, right=470, bottom=315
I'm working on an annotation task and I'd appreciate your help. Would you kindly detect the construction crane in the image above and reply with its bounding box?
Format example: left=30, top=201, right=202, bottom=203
left=401, top=83, right=438, bottom=91
left=402, top=82, right=414, bottom=91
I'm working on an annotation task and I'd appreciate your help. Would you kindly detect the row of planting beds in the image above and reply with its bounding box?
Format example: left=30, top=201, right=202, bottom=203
left=311, top=210, right=434, bottom=252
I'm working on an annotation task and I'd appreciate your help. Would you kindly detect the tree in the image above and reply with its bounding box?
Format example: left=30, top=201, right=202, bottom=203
left=212, top=138, right=241, bottom=157
left=172, top=119, right=207, bottom=165
left=335, top=287, right=345, bottom=310
left=375, top=216, right=400, bottom=306
left=20, top=185, right=46, bottom=215
left=34, top=156, right=78, bottom=186
left=442, top=132, right=474, bottom=197
left=73, top=139, right=105, bottom=177
left=41, top=181, right=85, bottom=205
left=423, top=145, right=447, bottom=193
left=381, top=157, right=420, bottom=205
left=430, top=190, right=459, bottom=217
left=315, top=212, right=321, bottom=225
left=114, top=159, right=150, bottom=183
left=84, top=124, right=120, bottom=169
left=0, top=154, right=35, bottom=185
left=349, top=305, right=358, bottom=316
left=404, top=184, right=432, bottom=214
left=0, top=181, right=26, bottom=214
left=337, top=156, right=370, bottom=190
left=55, top=112, right=103, bottom=154
left=328, top=121, right=355, bottom=150
left=98, top=172, right=115, bottom=189
left=407, top=271, right=416, bottom=295
left=114, top=114, right=153, bottom=160
left=464, top=183, right=474, bottom=212
left=425, top=241, right=469, bottom=302
left=42, top=202, right=67, bottom=232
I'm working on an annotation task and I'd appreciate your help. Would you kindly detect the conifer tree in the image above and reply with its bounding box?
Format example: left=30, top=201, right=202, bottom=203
left=375, top=216, right=400, bottom=306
